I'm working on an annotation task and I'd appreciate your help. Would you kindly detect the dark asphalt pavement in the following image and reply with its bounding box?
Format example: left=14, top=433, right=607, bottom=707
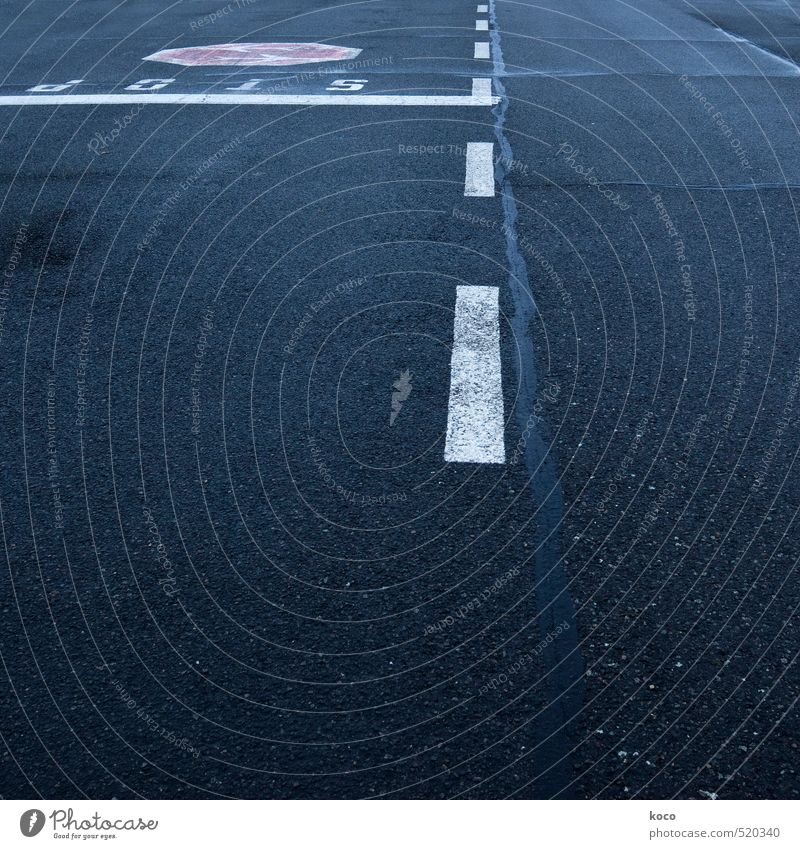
left=0, top=0, right=798, bottom=799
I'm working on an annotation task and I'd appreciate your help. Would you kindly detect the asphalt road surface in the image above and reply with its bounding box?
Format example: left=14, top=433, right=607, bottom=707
left=0, top=0, right=798, bottom=800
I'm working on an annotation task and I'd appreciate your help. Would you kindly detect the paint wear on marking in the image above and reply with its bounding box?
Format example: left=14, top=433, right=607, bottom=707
left=464, top=141, right=495, bottom=196
left=144, top=43, right=362, bottom=66
left=445, top=286, right=505, bottom=464
left=471, top=78, right=493, bottom=101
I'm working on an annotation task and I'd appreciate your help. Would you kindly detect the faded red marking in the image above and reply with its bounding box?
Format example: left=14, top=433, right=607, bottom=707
left=144, top=43, right=362, bottom=66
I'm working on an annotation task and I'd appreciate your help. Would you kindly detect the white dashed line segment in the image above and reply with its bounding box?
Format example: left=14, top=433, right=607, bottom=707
left=444, top=286, right=505, bottom=464
left=471, top=77, right=493, bottom=101
left=474, top=42, right=491, bottom=59
left=476, top=19, right=489, bottom=31
left=477, top=4, right=489, bottom=12
left=464, top=141, right=495, bottom=196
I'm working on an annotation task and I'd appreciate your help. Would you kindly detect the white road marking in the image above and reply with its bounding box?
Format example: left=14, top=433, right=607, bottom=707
left=445, top=286, right=505, bottom=464
left=476, top=19, right=489, bottom=31
left=144, top=43, right=363, bottom=66
left=477, top=4, right=489, bottom=12
left=26, top=79, right=83, bottom=92
left=124, top=78, right=175, bottom=91
left=472, top=77, right=492, bottom=101
left=464, top=141, right=495, bottom=196
left=474, top=42, right=490, bottom=59
left=223, top=79, right=263, bottom=90
left=325, top=79, right=367, bottom=90
left=0, top=79, right=497, bottom=107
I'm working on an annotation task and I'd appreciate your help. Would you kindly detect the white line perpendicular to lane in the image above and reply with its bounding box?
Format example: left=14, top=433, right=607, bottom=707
left=464, top=141, right=495, bottom=197
left=444, top=286, right=505, bottom=464
left=0, top=79, right=498, bottom=107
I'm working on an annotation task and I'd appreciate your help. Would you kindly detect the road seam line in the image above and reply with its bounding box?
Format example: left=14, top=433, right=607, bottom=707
left=483, top=0, right=583, bottom=796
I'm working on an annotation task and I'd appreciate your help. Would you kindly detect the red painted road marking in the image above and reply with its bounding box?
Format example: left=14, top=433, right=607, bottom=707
left=144, top=43, right=362, bottom=66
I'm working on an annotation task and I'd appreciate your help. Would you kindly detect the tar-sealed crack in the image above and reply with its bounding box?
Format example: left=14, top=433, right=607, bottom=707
left=488, top=0, right=585, bottom=799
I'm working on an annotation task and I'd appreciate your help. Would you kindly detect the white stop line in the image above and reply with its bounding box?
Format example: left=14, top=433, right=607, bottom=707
left=0, top=79, right=496, bottom=107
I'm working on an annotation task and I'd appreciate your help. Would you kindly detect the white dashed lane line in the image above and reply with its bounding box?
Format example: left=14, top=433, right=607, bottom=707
left=444, top=286, right=505, bottom=464
left=464, top=141, right=495, bottom=196
left=471, top=78, right=492, bottom=101
left=474, top=42, right=490, bottom=59
left=476, top=19, right=489, bottom=31
left=477, top=4, right=489, bottom=12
